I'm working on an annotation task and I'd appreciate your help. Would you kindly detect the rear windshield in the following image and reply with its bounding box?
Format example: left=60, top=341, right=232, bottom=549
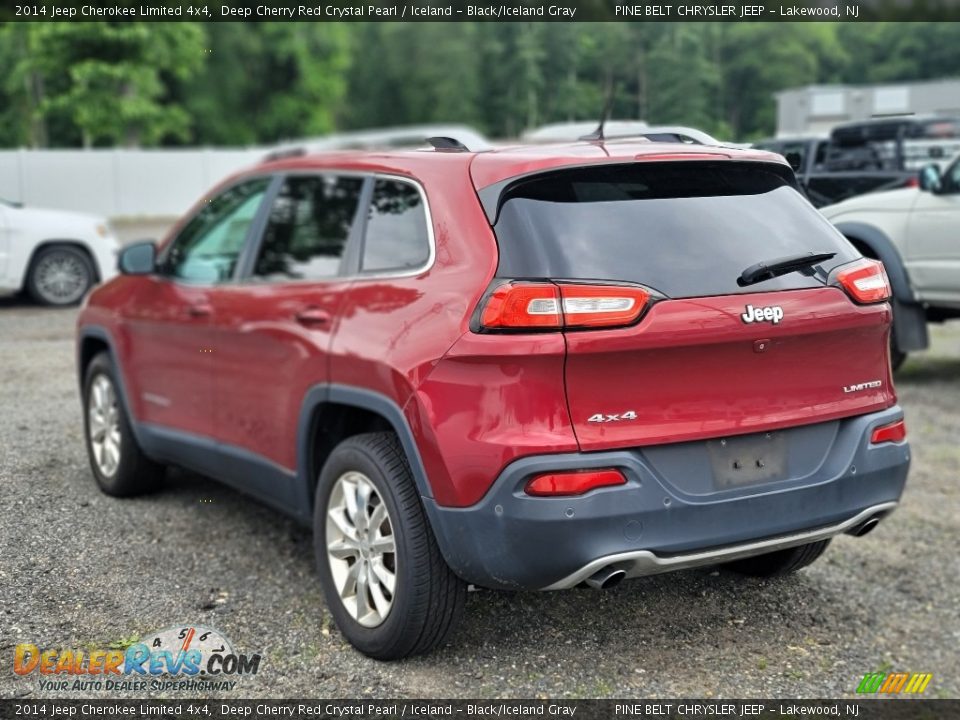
left=493, top=162, right=858, bottom=299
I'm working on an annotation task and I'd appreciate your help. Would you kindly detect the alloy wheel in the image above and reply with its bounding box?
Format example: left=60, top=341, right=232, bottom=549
left=88, top=374, right=121, bottom=478
left=325, top=471, right=398, bottom=627
left=34, top=250, right=90, bottom=304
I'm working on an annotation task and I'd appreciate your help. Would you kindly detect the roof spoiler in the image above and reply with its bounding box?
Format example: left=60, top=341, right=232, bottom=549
left=427, top=136, right=472, bottom=152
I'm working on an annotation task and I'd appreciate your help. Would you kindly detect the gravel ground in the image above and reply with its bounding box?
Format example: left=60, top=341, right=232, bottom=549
left=1, top=296, right=958, bottom=700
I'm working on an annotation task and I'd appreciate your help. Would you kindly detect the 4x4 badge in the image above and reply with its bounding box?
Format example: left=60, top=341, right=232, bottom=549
left=741, top=304, right=784, bottom=325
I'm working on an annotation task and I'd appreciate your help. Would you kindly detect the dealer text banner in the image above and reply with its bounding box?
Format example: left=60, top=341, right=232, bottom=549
left=3, top=699, right=959, bottom=719
left=5, top=0, right=960, bottom=22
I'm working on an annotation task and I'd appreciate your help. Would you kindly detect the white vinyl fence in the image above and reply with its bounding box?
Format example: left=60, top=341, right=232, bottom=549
left=0, top=149, right=263, bottom=219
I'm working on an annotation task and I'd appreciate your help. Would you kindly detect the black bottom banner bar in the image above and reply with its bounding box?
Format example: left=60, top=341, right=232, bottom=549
left=1, top=699, right=957, bottom=720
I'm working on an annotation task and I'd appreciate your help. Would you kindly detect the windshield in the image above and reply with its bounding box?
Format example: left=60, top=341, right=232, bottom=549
left=493, top=161, right=859, bottom=299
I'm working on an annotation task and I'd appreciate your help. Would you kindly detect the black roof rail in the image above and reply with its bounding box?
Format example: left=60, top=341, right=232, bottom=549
left=427, top=136, right=471, bottom=152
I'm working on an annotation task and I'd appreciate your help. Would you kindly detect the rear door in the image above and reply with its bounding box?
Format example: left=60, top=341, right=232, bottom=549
left=490, top=161, right=896, bottom=451
left=208, top=172, right=366, bottom=478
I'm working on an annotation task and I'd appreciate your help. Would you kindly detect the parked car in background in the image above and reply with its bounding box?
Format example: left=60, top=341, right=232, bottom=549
left=832, top=115, right=960, bottom=173
left=753, top=136, right=916, bottom=207
left=0, top=198, right=119, bottom=306
left=77, top=137, right=909, bottom=660
left=820, top=155, right=960, bottom=368
left=757, top=117, right=960, bottom=208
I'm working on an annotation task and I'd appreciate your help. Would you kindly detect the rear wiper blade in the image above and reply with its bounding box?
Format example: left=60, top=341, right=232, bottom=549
left=737, top=251, right=836, bottom=287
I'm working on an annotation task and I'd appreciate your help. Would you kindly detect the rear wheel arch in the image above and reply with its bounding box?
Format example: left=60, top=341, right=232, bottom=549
left=297, top=385, right=436, bottom=515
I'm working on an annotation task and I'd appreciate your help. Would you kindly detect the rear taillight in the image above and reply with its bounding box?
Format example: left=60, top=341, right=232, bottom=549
left=871, top=419, right=907, bottom=444
left=481, top=283, right=562, bottom=329
left=480, top=282, right=650, bottom=331
left=834, top=259, right=892, bottom=304
left=525, top=469, right=626, bottom=497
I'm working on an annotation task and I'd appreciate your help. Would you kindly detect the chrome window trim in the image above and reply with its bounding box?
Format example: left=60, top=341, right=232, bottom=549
left=231, top=170, right=436, bottom=287
left=353, top=173, right=436, bottom=281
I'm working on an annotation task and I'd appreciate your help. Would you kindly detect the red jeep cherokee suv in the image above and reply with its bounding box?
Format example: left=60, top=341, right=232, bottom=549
left=77, top=139, right=910, bottom=659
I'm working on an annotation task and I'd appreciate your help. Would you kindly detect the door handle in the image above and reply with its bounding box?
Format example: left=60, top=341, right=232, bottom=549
left=186, top=303, right=212, bottom=318
left=295, top=307, right=332, bottom=328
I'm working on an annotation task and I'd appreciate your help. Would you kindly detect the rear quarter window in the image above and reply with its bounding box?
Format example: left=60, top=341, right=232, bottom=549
left=493, top=161, right=859, bottom=299
left=360, top=179, right=431, bottom=274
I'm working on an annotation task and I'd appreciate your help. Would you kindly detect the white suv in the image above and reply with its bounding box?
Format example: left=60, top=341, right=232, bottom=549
left=0, top=199, right=119, bottom=306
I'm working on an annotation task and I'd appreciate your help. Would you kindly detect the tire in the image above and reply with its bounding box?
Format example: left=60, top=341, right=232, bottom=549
left=723, top=539, right=831, bottom=577
left=27, top=244, right=95, bottom=306
left=313, top=432, right=466, bottom=660
left=82, top=352, right=165, bottom=496
left=890, top=337, right=907, bottom=372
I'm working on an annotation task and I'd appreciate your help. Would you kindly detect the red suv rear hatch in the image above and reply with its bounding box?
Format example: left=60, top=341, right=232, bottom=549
left=484, top=160, right=896, bottom=451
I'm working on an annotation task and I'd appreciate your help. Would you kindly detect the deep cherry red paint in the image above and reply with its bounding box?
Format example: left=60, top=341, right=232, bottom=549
left=78, top=141, right=897, bottom=509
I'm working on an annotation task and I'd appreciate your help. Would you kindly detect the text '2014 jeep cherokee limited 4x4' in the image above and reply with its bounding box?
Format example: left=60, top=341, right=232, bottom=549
left=77, top=139, right=911, bottom=660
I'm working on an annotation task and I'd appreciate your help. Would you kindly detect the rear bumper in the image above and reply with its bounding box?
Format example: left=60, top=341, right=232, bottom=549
left=424, top=406, right=910, bottom=590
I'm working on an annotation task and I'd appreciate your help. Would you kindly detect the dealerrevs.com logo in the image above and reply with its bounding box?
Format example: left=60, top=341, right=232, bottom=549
left=14, top=625, right=261, bottom=693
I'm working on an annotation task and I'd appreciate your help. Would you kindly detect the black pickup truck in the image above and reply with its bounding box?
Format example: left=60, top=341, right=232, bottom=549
left=754, top=136, right=914, bottom=207
left=755, top=117, right=960, bottom=207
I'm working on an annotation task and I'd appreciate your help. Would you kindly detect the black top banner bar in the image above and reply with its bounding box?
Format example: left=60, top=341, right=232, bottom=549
left=2, top=699, right=960, bottom=720
left=4, top=0, right=960, bottom=22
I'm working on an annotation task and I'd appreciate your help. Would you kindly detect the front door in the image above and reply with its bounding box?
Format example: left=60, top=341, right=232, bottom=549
left=906, top=158, right=960, bottom=308
left=121, top=177, right=271, bottom=440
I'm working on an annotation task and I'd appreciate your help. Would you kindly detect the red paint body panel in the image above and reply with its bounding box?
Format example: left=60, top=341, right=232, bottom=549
left=563, top=288, right=895, bottom=450
left=206, top=281, right=350, bottom=470
left=110, top=276, right=216, bottom=438
left=411, top=332, right=579, bottom=507
left=76, top=141, right=897, bottom=513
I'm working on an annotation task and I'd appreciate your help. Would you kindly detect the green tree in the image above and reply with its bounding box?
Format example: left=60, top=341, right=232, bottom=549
left=718, top=23, right=844, bottom=139
left=182, top=23, right=350, bottom=145
left=343, top=23, right=480, bottom=132
left=3, top=22, right=206, bottom=148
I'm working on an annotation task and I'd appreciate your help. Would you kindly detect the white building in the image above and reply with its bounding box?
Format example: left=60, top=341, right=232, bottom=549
left=775, top=79, right=960, bottom=137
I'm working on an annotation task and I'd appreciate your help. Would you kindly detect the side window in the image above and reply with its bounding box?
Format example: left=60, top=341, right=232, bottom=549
left=253, top=175, right=363, bottom=281
left=161, top=178, right=269, bottom=283
left=361, top=179, right=430, bottom=273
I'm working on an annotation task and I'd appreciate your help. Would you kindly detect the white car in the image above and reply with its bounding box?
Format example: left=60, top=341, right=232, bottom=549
left=0, top=198, right=119, bottom=306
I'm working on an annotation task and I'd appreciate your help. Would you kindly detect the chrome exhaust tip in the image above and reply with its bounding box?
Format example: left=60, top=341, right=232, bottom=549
left=847, top=516, right=882, bottom=537
left=584, top=567, right=626, bottom=590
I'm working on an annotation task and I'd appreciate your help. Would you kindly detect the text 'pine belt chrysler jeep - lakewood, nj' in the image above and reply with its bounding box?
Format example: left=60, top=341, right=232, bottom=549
left=76, top=136, right=910, bottom=659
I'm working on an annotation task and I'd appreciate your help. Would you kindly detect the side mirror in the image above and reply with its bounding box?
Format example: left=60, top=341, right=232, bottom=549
left=919, top=164, right=942, bottom=193
left=118, top=240, right=156, bottom=275
left=784, top=151, right=803, bottom=172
